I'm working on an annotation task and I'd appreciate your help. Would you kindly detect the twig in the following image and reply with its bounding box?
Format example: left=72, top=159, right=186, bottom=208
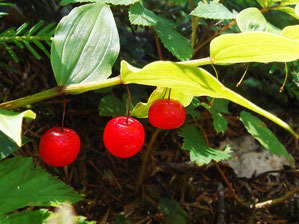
left=152, top=28, right=163, bottom=60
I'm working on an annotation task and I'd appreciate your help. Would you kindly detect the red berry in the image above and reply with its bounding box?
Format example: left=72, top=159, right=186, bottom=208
left=148, top=99, right=186, bottom=129
left=103, top=116, right=145, bottom=158
left=39, top=127, right=81, bottom=167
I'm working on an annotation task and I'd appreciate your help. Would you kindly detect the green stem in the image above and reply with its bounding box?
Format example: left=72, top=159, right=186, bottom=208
left=0, top=76, right=122, bottom=110
left=135, top=128, right=161, bottom=193
left=0, top=36, right=52, bottom=42
left=178, top=57, right=213, bottom=67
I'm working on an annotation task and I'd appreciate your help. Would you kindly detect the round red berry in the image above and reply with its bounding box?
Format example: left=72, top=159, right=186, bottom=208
left=103, top=116, right=145, bottom=158
left=148, top=99, right=186, bottom=129
left=39, top=127, right=81, bottom=167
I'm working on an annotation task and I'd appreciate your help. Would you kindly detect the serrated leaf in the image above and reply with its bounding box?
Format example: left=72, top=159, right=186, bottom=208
left=99, top=95, right=126, bottom=117
left=0, top=132, right=30, bottom=159
left=212, top=112, right=228, bottom=134
left=179, top=125, right=232, bottom=165
left=185, top=97, right=201, bottom=118
left=190, top=2, right=236, bottom=20
left=211, top=32, right=299, bottom=65
left=154, top=18, right=192, bottom=61
left=131, top=87, right=193, bottom=118
left=129, top=2, right=158, bottom=26
left=281, top=25, right=299, bottom=40
left=0, top=157, right=82, bottom=214
left=121, top=60, right=298, bottom=138
left=236, top=8, right=281, bottom=34
left=0, top=209, right=51, bottom=224
left=0, top=109, right=35, bottom=146
left=240, top=111, right=292, bottom=161
left=60, top=0, right=139, bottom=6
left=51, top=3, right=119, bottom=85
left=274, top=6, right=299, bottom=19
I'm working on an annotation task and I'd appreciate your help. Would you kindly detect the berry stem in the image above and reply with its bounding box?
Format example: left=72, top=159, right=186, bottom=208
left=125, top=85, right=132, bottom=123
left=168, top=88, right=171, bottom=99
left=61, top=94, right=66, bottom=132
left=135, top=128, right=161, bottom=193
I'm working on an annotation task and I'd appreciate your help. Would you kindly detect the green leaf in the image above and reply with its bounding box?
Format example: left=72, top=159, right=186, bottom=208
left=60, top=0, right=139, bottom=6
left=280, top=0, right=299, bottom=5
left=0, top=156, right=82, bottom=215
left=51, top=3, right=119, bottom=85
left=190, top=2, right=236, bottom=20
left=274, top=6, right=299, bottom=19
left=212, top=112, right=228, bottom=134
left=128, top=2, right=158, bottom=26
left=99, top=95, right=126, bottom=117
left=0, top=209, right=51, bottom=224
left=281, top=25, right=299, bottom=40
left=236, top=8, right=281, bottom=34
left=185, top=97, right=201, bottom=119
left=115, top=215, right=133, bottom=224
left=0, top=132, right=30, bottom=159
left=210, top=32, right=299, bottom=65
left=296, top=3, right=299, bottom=15
left=208, top=97, right=230, bottom=114
left=0, top=109, right=35, bottom=146
left=121, top=60, right=298, bottom=138
left=179, top=125, right=232, bottom=165
left=131, top=87, right=193, bottom=118
left=256, top=0, right=278, bottom=7
left=240, top=111, right=292, bottom=161
left=159, top=198, right=187, bottom=224
left=154, top=18, right=192, bottom=61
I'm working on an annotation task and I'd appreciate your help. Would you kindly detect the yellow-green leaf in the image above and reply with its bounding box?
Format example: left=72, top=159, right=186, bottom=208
left=236, top=8, right=281, bottom=34
left=281, top=25, right=299, bottom=40
left=211, top=32, right=299, bottom=65
left=274, top=6, right=299, bottom=19
left=121, top=60, right=298, bottom=138
left=0, top=109, right=36, bottom=146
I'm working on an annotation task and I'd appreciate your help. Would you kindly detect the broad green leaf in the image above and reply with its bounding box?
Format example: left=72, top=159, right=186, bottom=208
left=0, top=209, right=51, bottom=224
left=190, top=2, right=236, bottom=20
left=99, top=95, right=126, bottom=117
left=0, top=109, right=35, bottom=146
left=51, top=3, right=119, bottom=85
left=0, top=156, right=82, bottom=214
left=154, top=18, right=192, bottom=61
left=121, top=60, right=298, bottom=138
left=179, top=125, right=232, bottom=165
left=208, top=97, right=230, bottom=114
left=211, top=32, right=299, bottom=65
left=274, top=6, right=299, bottom=19
left=159, top=198, right=187, bottom=224
left=0, top=132, right=30, bottom=159
left=129, top=2, right=158, bottom=26
left=281, top=25, right=299, bottom=40
left=236, top=8, right=281, bottom=34
left=60, top=0, right=139, bottom=6
left=131, top=87, right=193, bottom=118
left=240, top=111, right=292, bottom=161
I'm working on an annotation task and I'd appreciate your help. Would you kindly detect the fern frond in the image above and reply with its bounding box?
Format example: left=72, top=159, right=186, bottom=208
left=0, top=20, right=56, bottom=62
left=0, top=1, right=16, bottom=18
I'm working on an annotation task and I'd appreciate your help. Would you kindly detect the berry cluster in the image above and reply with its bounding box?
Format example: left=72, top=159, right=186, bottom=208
left=39, top=98, right=185, bottom=166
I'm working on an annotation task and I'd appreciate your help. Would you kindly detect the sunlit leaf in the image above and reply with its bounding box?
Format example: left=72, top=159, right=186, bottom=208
left=256, top=0, right=277, bottom=7
left=295, top=3, right=299, bottom=15
left=281, top=25, right=299, bottom=40
left=179, top=125, right=232, bottom=165
left=236, top=8, right=281, bottom=34
left=129, top=2, right=158, bottom=26
left=51, top=3, right=119, bottom=85
left=0, top=109, right=35, bottom=146
left=190, top=2, right=236, bottom=19
left=0, top=157, right=82, bottom=214
left=0, top=132, right=30, bottom=159
left=121, top=60, right=298, bottom=138
left=211, top=32, right=299, bottom=65
left=240, top=111, right=292, bottom=161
